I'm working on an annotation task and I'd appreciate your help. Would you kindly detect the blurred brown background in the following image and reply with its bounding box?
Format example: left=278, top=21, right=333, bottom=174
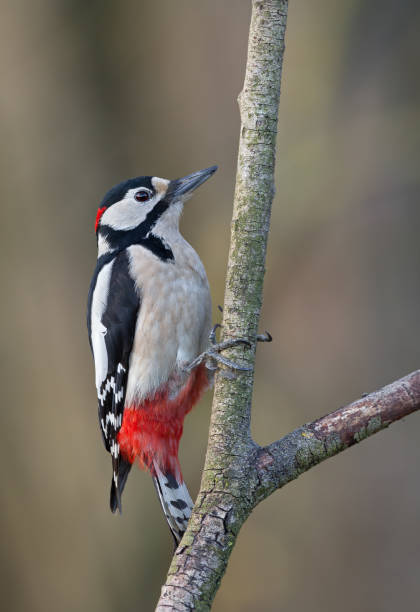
left=1, top=1, right=420, bottom=610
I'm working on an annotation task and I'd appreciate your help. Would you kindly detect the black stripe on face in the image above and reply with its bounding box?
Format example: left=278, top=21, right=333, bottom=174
left=100, top=176, right=154, bottom=208
left=99, top=199, right=174, bottom=262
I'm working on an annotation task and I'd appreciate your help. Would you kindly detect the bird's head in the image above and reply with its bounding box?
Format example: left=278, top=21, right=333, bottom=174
left=95, top=166, right=217, bottom=256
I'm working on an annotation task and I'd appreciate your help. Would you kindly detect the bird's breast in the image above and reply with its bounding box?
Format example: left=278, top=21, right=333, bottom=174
left=125, top=241, right=211, bottom=404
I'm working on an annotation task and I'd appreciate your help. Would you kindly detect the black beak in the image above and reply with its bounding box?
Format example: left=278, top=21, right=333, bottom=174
left=168, top=166, right=218, bottom=201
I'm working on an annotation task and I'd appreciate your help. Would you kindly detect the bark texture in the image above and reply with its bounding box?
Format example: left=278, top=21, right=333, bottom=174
left=155, top=1, right=420, bottom=610
left=156, top=3, right=288, bottom=609
left=254, top=370, right=420, bottom=504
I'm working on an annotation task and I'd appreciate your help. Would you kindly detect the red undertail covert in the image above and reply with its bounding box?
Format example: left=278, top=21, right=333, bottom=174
left=117, top=363, right=208, bottom=480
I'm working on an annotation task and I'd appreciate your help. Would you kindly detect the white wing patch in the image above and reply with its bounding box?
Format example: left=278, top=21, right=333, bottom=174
left=91, top=260, right=114, bottom=390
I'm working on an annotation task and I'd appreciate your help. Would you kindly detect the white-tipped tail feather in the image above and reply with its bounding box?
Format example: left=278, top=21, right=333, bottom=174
left=152, top=461, right=194, bottom=543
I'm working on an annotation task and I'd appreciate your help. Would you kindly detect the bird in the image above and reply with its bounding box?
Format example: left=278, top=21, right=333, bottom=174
left=87, top=166, right=249, bottom=544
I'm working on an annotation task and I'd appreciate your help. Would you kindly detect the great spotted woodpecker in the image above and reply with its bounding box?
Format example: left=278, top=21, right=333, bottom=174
left=87, top=166, right=234, bottom=543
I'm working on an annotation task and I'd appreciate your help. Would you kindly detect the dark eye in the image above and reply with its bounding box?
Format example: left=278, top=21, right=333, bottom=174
left=134, top=189, right=151, bottom=202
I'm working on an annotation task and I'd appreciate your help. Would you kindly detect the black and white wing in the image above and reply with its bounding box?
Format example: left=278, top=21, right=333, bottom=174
left=87, top=249, right=140, bottom=512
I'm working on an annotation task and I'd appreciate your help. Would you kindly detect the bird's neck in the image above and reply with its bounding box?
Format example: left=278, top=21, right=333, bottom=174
left=97, top=203, right=184, bottom=262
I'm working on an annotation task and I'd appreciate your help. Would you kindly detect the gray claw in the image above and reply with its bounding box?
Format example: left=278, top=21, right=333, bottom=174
left=209, top=323, right=222, bottom=345
left=256, top=331, right=272, bottom=343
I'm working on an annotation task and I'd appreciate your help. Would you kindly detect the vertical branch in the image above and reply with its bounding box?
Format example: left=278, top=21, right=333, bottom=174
left=211, top=0, right=288, bottom=448
left=156, top=2, right=288, bottom=610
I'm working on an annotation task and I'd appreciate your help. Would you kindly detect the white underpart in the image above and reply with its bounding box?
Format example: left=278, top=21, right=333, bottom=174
left=91, top=260, right=114, bottom=390
left=125, top=201, right=212, bottom=404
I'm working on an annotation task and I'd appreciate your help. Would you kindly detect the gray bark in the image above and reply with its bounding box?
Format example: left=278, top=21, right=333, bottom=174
left=155, top=1, right=420, bottom=609
left=156, top=3, right=288, bottom=608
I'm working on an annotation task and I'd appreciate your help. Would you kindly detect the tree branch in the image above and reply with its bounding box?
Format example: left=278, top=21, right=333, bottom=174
left=155, top=1, right=420, bottom=609
left=254, top=370, right=420, bottom=503
left=156, top=3, right=288, bottom=609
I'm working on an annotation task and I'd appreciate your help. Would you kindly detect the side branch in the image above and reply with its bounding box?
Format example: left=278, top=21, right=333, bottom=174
left=255, top=370, right=420, bottom=501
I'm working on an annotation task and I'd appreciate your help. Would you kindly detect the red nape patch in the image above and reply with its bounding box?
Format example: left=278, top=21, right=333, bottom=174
left=117, top=364, right=209, bottom=478
left=95, top=206, right=107, bottom=232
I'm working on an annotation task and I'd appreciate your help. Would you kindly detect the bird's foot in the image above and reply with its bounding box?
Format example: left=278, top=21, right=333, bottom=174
left=183, top=326, right=272, bottom=374
left=183, top=324, right=251, bottom=373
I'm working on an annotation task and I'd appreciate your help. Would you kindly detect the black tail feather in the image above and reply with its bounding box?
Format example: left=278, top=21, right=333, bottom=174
left=110, top=458, right=132, bottom=513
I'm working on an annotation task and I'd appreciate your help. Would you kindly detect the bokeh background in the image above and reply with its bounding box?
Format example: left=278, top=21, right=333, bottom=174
left=2, top=1, right=420, bottom=610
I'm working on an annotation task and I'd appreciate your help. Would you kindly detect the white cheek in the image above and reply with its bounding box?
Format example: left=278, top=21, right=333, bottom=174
left=101, top=199, right=147, bottom=230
